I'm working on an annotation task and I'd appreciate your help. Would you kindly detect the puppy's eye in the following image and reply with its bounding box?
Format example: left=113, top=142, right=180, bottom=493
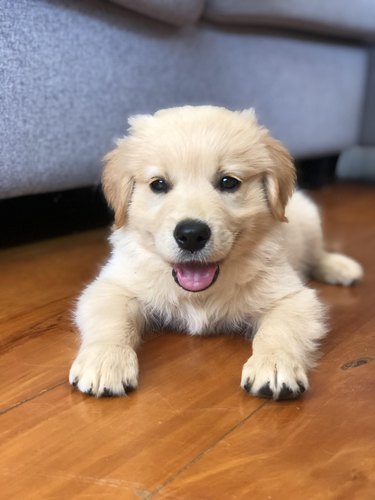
left=150, top=178, right=170, bottom=193
left=218, top=176, right=241, bottom=192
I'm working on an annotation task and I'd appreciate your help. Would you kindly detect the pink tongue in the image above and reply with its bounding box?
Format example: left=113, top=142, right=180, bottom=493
left=173, top=262, right=219, bottom=292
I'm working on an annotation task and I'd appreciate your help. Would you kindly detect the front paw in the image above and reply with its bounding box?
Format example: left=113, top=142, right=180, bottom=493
left=240, top=352, right=309, bottom=400
left=69, top=344, right=138, bottom=397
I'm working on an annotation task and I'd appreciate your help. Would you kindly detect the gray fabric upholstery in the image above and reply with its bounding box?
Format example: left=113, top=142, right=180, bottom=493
left=205, top=0, right=375, bottom=41
left=0, top=0, right=371, bottom=199
left=110, top=0, right=204, bottom=26
left=361, top=48, right=375, bottom=145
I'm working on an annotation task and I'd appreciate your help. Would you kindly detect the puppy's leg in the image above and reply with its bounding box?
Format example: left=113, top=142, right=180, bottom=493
left=69, top=279, right=144, bottom=397
left=311, top=251, right=363, bottom=286
left=285, top=192, right=363, bottom=286
left=303, top=201, right=363, bottom=285
left=241, top=287, right=326, bottom=400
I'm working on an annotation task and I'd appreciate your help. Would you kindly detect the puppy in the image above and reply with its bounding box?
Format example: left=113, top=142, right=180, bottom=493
left=69, top=106, right=363, bottom=400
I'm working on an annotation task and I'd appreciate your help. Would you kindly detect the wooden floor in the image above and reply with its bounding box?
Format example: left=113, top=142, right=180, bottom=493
left=0, top=184, right=374, bottom=499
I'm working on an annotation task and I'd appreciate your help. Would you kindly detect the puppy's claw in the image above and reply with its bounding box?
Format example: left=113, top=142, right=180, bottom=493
left=258, top=382, right=273, bottom=399
left=297, top=381, right=306, bottom=393
left=243, top=380, right=252, bottom=393
left=248, top=381, right=304, bottom=400
left=69, top=344, right=139, bottom=398
left=101, top=387, right=114, bottom=397
left=278, top=383, right=295, bottom=400
left=241, top=352, right=309, bottom=401
left=123, top=382, right=136, bottom=394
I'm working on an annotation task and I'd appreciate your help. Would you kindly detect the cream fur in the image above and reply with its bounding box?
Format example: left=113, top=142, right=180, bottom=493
left=69, top=106, right=363, bottom=400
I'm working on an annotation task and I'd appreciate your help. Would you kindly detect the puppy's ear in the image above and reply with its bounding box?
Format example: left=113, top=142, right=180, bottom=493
left=102, top=139, right=134, bottom=228
left=263, top=134, right=296, bottom=222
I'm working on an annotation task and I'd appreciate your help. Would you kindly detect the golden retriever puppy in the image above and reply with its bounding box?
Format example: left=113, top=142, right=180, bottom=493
left=69, top=106, right=363, bottom=400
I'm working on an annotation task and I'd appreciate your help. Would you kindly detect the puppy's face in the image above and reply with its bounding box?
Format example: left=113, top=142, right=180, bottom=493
left=103, top=106, right=295, bottom=292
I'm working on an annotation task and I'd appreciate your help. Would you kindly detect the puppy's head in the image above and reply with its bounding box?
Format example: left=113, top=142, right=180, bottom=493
left=103, top=106, right=295, bottom=292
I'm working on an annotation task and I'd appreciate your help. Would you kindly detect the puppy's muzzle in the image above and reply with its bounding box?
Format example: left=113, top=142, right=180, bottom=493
left=172, top=219, right=219, bottom=293
left=174, top=219, right=211, bottom=253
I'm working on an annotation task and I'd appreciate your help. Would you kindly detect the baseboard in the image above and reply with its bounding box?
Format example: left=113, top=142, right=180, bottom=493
left=0, top=187, right=112, bottom=248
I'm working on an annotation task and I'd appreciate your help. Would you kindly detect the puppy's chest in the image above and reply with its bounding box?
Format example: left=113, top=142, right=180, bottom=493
left=143, top=298, right=254, bottom=337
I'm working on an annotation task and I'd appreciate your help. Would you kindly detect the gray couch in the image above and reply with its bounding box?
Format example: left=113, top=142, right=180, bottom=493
left=1, top=0, right=375, bottom=200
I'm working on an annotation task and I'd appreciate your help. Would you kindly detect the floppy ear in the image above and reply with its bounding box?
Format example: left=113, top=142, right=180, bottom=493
left=263, top=134, right=296, bottom=222
left=102, top=138, right=134, bottom=228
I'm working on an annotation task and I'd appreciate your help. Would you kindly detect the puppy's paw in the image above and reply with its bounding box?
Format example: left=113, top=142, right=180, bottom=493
left=69, top=344, right=138, bottom=397
left=240, top=352, right=309, bottom=400
left=313, top=252, right=363, bottom=286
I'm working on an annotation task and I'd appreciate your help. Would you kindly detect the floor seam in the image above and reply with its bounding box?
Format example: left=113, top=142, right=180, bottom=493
left=0, top=381, right=67, bottom=415
left=151, top=400, right=268, bottom=497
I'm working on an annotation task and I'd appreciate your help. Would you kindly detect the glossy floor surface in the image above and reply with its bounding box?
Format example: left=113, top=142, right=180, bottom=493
left=1, top=184, right=374, bottom=499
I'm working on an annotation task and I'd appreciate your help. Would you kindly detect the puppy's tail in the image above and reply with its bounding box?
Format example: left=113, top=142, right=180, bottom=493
left=311, top=251, right=363, bottom=286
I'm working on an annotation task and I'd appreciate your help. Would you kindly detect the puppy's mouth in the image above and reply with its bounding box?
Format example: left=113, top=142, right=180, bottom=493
left=172, top=262, right=220, bottom=292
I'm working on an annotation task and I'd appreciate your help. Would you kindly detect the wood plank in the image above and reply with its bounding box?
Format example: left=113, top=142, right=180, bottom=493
left=0, top=230, right=109, bottom=411
left=0, top=184, right=374, bottom=499
left=0, top=334, right=264, bottom=497
left=0, top=301, right=76, bottom=412
left=0, top=229, right=109, bottom=324
left=156, top=321, right=375, bottom=499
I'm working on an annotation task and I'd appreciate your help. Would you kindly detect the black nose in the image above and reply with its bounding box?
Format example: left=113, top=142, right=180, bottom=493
left=174, top=219, right=211, bottom=253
